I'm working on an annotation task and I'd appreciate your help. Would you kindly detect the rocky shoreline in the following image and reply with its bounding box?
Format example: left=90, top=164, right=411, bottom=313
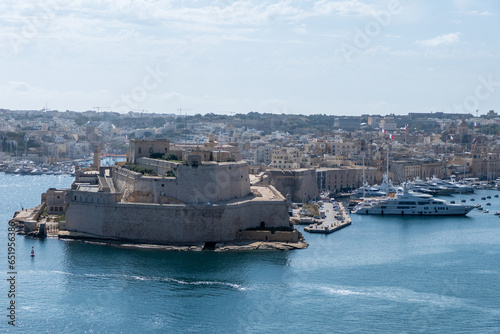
left=11, top=206, right=308, bottom=252
left=58, top=230, right=308, bottom=252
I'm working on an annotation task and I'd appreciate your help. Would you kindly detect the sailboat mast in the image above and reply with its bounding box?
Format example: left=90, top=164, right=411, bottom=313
left=463, top=151, right=466, bottom=180
left=386, top=143, right=389, bottom=193
left=386, top=144, right=389, bottom=178
left=362, top=155, right=365, bottom=198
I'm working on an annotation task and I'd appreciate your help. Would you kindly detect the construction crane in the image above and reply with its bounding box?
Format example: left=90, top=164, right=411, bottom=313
left=177, top=108, right=193, bottom=117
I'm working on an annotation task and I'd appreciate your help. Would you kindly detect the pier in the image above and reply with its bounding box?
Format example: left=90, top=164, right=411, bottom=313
left=303, top=201, right=351, bottom=234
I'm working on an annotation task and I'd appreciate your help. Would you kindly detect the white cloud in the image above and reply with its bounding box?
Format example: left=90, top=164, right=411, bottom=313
left=9, top=81, right=32, bottom=92
left=465, top=10, right=492, bottom=16
left=0, top=1, right=499, bottom=115
left=294, top=24, right=307, bottom=35
left=453, top=0, right=473, bottom=10
left=365, top=45, right=391, bottom=55
left=416, top=33, right=461, bottom=47
left=311, top=0, right=377, bottom=17
left=0, top=81, right=115, bottom=111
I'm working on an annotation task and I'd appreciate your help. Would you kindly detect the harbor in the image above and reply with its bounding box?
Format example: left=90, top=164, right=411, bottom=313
left=0, top=156, right=125, bottom=176
left=3, top=172, right=500, bottom=333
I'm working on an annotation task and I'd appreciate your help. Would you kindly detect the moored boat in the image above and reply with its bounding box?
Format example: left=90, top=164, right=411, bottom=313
left=352, top=185, right=474, bottom=216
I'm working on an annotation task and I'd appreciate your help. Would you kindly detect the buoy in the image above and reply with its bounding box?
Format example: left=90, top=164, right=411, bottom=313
left=31, top=247, right=35, bottom=257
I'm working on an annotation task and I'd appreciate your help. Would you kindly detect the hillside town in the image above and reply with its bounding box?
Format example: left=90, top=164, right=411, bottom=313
left=2, top=108, right=500, bottom=202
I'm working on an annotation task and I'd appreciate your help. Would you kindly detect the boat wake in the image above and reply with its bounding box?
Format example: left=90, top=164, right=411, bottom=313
left=50, top=270, right=247, bottom=291
left=301, top=283, right=500, bottom=316
left=131, top=275, right=247, bottom=291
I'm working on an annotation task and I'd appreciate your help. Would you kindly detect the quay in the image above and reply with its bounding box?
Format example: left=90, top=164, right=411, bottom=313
left=9, top=204, right=61, bottom=238
left=303, top=201, right=351, bottom=234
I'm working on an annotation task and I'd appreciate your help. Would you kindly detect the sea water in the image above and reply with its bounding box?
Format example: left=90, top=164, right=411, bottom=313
left=1, top=173, right=499, bottom=333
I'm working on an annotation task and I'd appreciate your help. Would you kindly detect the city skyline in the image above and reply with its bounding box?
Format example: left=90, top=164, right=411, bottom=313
left=1, top=0, right=499, bottom=116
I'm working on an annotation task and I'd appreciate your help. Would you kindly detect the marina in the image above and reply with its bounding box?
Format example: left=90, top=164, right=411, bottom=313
left=0, top=156, right=125, bottom=176
left=2, top=173, right=500, bottom=333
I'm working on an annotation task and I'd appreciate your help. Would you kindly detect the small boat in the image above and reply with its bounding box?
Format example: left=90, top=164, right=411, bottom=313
left=475, top=204, right=482, bottom=207
left=450, top=201, right=455, bottom=204
left=477, top=206, right=483, bottom=211
left=486, top=203, right=491, bottom=206
left=461, top=199, right=466, bottom=203
left=494, top=212, right=500, bottom=215
left=487, top=196, right=491, bottom=199
left=481, top=197, right=486, bottom=200
left=484, top=209, right=489, bottom=213
left=470, top=198, right=475, bottom=201
left=494, top=194, right=499, bottom=198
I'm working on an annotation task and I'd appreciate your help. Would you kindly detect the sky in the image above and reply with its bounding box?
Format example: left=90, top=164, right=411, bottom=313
left=0, top=0, right=499, bottom=116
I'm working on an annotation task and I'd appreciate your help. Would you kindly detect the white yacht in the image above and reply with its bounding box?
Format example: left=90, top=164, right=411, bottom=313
left=352, top=186, right=474, bottom=216
left=351, top=174, right=398, bottom=199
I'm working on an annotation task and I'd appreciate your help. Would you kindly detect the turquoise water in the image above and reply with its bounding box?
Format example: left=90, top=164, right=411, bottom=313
left=1, top=173, right=500, bottom=333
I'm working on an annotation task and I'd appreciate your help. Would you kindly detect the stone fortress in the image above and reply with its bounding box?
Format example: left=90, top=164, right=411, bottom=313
left=48, top=139, right=305, bottom=249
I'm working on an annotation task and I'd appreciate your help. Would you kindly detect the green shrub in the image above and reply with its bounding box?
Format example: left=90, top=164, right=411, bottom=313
left=150, top=153, right=182, bottom=162
left=125, top=164, right=155, bottom=175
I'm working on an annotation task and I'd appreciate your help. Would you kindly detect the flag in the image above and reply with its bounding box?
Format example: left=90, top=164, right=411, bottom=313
left=125, top=135, right=129, bottom=141
left=382, top=129, right=386, bottom=134
left=450, top=135, right=454, bottom=140
left=475, top=122, right=477, bottom=128
left=405, top=124, right=409, bottom=131
left=390, top=134, right=394, bottom=139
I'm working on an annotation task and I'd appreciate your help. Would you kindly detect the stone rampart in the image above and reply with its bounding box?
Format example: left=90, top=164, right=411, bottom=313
left=112, top=161, right=251, bottom=204
left=64, top=196, right=289, bottom=244
left=67, top=190, right=121, bottom=204
left=136, top=157, right=178, bottom=175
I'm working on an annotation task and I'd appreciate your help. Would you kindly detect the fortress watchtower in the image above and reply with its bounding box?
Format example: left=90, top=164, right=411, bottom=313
left=127, top=139, right=171, bottom=163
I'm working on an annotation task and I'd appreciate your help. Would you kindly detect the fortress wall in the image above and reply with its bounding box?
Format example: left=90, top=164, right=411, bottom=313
left=267, top=169, right=318, bottom=202
left=136, top=157, right=178, bottom=175
left=174, top=162, right=251, bottom=203
left=112, top=162, right=251, bottom=204
left=64, top=198, right=290, bottom=244
left=112, top=167, right=141, bottom=194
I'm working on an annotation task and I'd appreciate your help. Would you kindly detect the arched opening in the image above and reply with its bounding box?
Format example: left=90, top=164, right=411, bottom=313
left=203, top=242, right=217, bottom=250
